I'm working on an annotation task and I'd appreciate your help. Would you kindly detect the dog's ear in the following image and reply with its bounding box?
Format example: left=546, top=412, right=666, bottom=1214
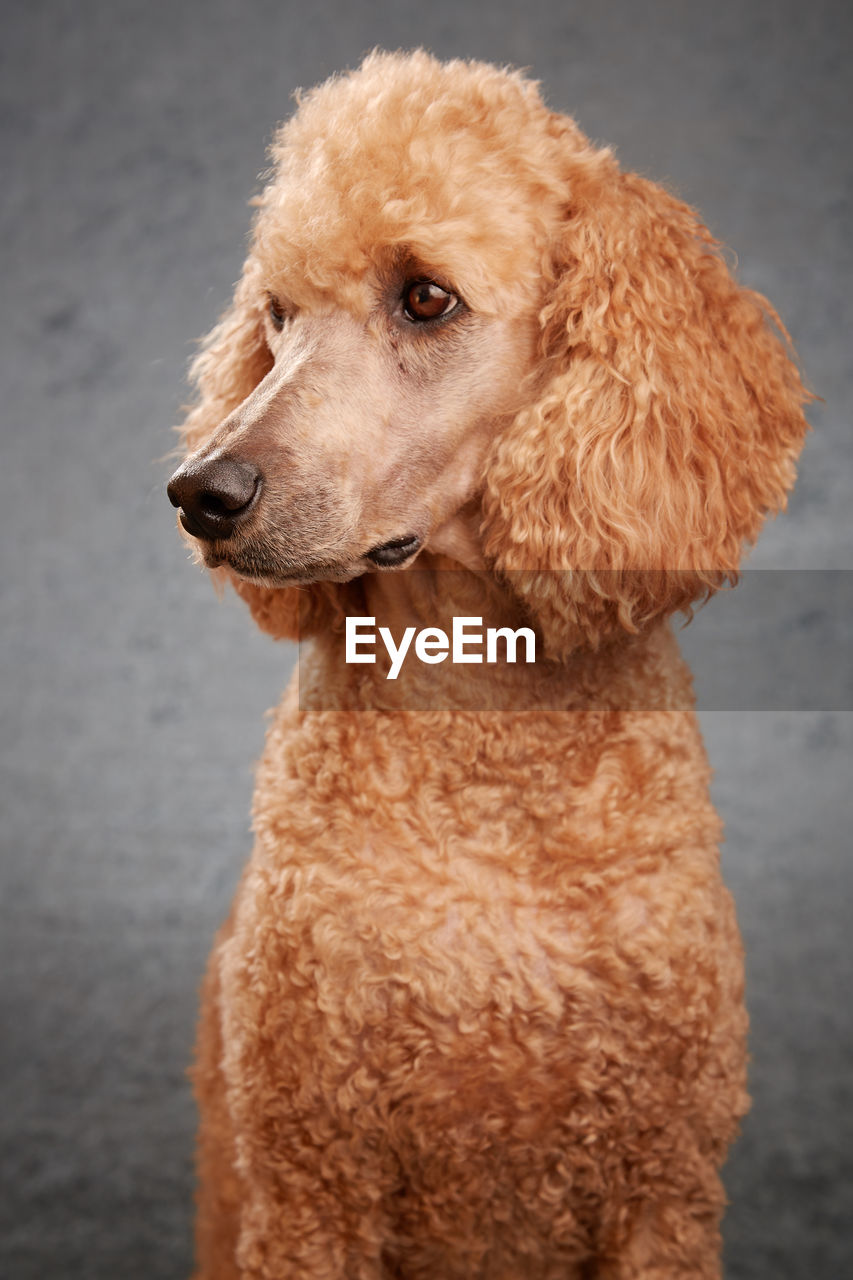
left=178, top=260, right=332, bottom=642
left=481, top=161, right=811, bottom=659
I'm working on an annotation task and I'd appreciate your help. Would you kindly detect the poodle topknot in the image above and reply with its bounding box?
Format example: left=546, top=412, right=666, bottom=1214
left=168, top=49, right=810, bottom=1279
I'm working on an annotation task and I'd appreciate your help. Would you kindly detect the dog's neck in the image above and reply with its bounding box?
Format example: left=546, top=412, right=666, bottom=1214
left=296, top=553, right=695, bottom=714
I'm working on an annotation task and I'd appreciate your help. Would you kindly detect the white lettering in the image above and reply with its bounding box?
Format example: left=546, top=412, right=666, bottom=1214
left=378, top=626, right=416, bottom=680
left=452, top=616, right=483, bottom=663
left=414, top=628, right=449, bottom=664
left=344, top=616, right=537, bottom=678
left=486, top=626, right=536, bottom=664
left=345, top=617, right=377, bottom=663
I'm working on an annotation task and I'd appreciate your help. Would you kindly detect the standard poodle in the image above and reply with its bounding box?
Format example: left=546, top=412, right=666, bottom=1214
left=167, top=50, right=810, bottom=1279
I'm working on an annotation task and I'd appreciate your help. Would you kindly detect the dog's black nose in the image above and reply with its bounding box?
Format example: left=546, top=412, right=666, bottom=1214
left=167, top=456, right=261, bottom=541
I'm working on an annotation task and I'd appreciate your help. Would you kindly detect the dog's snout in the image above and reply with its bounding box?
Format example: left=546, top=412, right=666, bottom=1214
left=167, top=456, right=261, bottom=541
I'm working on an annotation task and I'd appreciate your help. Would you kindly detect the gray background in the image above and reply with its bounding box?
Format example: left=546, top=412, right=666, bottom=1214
left=1, top=0, right=851, bottom=1276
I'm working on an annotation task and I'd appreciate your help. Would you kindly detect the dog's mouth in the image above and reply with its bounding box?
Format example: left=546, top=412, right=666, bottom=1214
left=364, top=534, right=422, bottom=567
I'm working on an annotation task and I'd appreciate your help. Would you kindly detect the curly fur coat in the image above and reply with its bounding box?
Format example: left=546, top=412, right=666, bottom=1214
left=168, top=50, right=810, bottom=1279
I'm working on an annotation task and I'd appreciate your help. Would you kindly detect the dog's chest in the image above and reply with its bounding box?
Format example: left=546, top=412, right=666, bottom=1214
left=227, top=699, right=728, bottom=1050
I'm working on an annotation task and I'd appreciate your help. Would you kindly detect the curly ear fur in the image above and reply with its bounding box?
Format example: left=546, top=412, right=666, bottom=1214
left=179, top=261, right=335, bottom=641
left=481, top=153, right=811, bottom=659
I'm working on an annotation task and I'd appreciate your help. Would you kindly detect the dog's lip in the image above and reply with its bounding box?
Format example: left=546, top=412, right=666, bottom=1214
left=364, top=534, right=422, bottom=567
left=197, top=533, right=424, bottom=583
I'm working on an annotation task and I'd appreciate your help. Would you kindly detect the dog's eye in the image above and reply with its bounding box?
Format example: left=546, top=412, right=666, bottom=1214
left=268, top=296, right=287, bottom=331
left=402, top=280, right=459, bottom=322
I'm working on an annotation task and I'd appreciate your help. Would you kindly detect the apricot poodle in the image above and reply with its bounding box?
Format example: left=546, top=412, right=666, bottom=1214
left=168, top=50, right=810, bottom=1279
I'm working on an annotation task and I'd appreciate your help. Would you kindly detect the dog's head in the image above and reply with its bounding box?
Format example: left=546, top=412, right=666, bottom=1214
left=169, top=50, right=810, bottom=655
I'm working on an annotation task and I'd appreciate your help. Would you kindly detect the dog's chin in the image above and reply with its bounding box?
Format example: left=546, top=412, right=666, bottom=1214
left=203, top=548, right=358, bottom=587
left=201, top=535, right=424, bottom=587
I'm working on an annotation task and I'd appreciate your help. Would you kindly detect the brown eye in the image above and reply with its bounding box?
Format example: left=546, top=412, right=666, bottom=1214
left=268, top=296, right=287, bottom=330
left=402, top=280, right=459, bottom=322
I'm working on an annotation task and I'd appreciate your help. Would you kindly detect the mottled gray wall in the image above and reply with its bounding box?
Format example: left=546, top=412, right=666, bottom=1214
left=1, top=1, right=850, bottom=1276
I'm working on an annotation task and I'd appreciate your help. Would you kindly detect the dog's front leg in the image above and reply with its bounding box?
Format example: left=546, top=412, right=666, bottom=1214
left=232, top=1178, right=389, bottom=1280
left=194, top=941, right=391, bottom=1280
left=593, top=1163, right=728, bottom=1280
left=197, top=909, right=397, bottom=1280
left=192, top=926, right=244, bottom=1280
